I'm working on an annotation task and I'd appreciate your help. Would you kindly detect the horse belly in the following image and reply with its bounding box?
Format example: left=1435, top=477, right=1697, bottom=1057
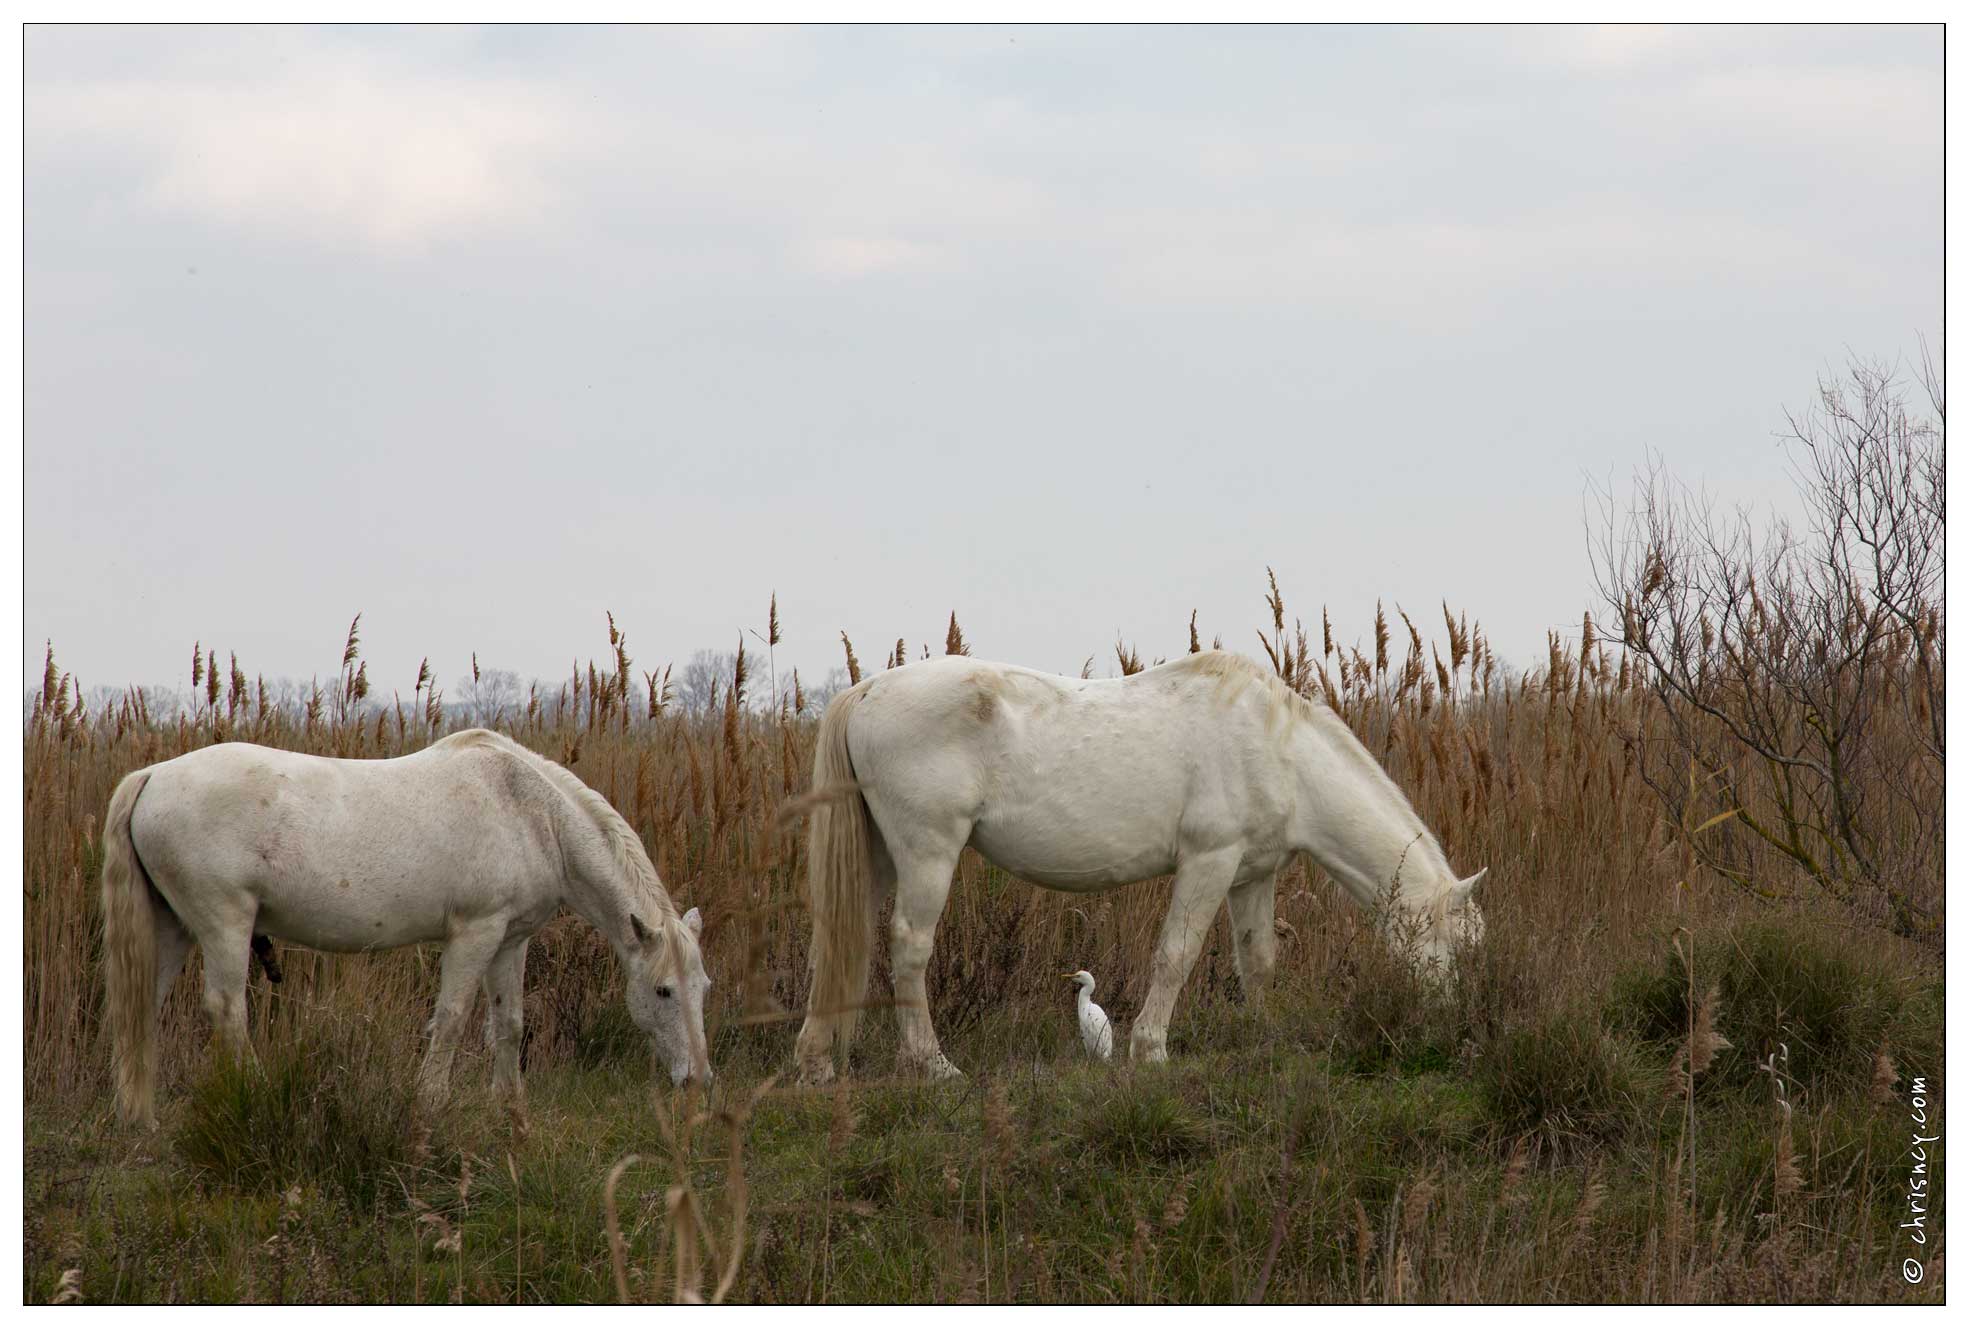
left=245, top=808, right=538, bottom=952
left=968, top=805, right=1178, bottom=892
left=252, top=866, right=453, bottom=952
left=967, top=715, right=1190, bottom=890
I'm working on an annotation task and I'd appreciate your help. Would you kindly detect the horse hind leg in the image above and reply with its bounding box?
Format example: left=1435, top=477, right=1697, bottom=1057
left=886, top=831, right=966, bottom=1081
left=480, top=937, right=529, bottom=1127
left=141, top=898, right=194, bottom=1100
left=1226, top=870, right=1279, bottom=1009
left=153, top=897, right=194, bottom=1016
left=198, top=920, right=254, bottom=1064
left=795, top=825, right=897, bottom=1084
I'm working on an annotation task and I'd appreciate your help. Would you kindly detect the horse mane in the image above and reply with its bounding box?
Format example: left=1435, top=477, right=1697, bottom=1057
left=1166, top=649, right=1330, bottom=724
left=1171, top=651, right=1454, bottom=880
left=433, top=729, right=682, bottom=934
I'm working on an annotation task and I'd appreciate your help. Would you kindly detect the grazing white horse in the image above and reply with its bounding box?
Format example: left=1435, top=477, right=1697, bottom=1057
left=101, top=728, right=712, bottom=1128
left=794, top=651, right=1485, bottom=1083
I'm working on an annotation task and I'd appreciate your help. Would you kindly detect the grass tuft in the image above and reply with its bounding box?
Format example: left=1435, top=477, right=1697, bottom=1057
left=173, top=1024, right=422, bottom=1210
left=1607, top=922, right=1910, bottom=1093
left=1076, top=1086, right=1213, bottom=1168
left=1479, top=1013, right=1660, bottom=1155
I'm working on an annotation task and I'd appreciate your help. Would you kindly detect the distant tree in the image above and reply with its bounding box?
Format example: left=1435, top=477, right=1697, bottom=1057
left=459, top=666, right=525, bottom=727
left=265, top=676, right=313, bottom=719
left=804, top=667, right=852, bottom=712
left=678, top=649, right=735, bottom=717
left=82, top=684, right=127, bottom=716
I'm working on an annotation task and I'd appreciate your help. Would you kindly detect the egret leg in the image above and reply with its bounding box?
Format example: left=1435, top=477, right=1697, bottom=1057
left=1227, top=870, right=1279, bottom=1009
left=417, top=920, right=507, bottom=1111
left=1130, top=845, right=1241, bottom=1064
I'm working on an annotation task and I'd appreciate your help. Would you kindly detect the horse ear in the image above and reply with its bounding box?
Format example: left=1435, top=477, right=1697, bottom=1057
left=630, top=913, right=654, bottom=947
left=1451, top=868, right=1488, bottom=907
left=682, top=906, right=703, bottom=939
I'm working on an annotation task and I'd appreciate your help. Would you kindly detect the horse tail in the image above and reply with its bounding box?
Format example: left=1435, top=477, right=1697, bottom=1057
left=102, top=767, right=160, bottom=1128
left=800, top=683, right=875, bottom=1064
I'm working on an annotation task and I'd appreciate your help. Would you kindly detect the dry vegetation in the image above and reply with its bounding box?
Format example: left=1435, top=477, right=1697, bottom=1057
left=20, top=364, right=1945, bottom=1303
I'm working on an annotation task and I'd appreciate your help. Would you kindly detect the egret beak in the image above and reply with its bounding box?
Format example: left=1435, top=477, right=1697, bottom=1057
left=1060, top=973, right=1076, bottom=980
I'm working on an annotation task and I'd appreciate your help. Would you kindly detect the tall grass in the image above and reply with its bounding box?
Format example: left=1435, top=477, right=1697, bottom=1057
left=22, top=575, right=1944, bottom=1302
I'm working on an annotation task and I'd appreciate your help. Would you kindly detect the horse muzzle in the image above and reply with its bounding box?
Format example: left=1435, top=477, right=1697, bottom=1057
left=669, top=1061, right=714, bottom=1089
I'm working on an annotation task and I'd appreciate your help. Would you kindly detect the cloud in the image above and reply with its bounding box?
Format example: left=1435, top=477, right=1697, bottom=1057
left=1673, top=62, right=1939, bottom=161
left=22, top=24, right=1941, bottom=695
left=795, top=232, right=941, bottom=280
left=1529, top=23, right=1690, bottom=71
left=25, top=23, right=1936, bottom=312
left=29, top=34, right=599, bottom=252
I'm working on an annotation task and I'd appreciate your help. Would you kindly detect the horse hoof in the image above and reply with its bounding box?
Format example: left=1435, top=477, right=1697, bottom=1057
left=798, top=1059, right=837, bottom=1088
left=909, top=1054, right=965, bottom=1082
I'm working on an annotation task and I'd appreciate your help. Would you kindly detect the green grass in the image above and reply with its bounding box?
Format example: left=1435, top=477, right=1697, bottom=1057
left=173, top=1028, right=423, bottom=1210
left=1607, top=922, right=1916, bottom=1091
left=1479, top=1011, right=1662, bottom=1155
left=23, top=970, right=1943, bottom=1304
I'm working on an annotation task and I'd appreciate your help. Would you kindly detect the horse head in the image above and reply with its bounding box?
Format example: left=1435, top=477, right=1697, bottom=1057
left=626, top=906, right=713, bottom=1087
left=1413, top=868, right=1487, bottom=970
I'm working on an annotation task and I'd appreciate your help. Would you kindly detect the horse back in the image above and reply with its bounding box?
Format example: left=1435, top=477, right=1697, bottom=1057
left=850, top=654, right=1288, bottom=779
left=128, top=739, right=566, bottom=950
left=845, top=655, right=1297, bottom=883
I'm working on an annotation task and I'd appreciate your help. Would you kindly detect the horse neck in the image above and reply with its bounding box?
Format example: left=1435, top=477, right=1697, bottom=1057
left=1287, top=714, right=1453, bottom=910
left=555, top=792, right=670, bottom=956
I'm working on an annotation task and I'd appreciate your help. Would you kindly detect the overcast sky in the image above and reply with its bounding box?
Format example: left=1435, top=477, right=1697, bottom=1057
left=25, top=23, right=1941, bottom=700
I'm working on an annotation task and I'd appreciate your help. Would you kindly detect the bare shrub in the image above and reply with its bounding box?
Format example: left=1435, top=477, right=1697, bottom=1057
left=1592, top=355, right=1944, bottom=940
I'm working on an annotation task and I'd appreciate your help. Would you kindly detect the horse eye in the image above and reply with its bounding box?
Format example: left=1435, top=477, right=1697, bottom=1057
left=655, top=985, right=673, bottom=1000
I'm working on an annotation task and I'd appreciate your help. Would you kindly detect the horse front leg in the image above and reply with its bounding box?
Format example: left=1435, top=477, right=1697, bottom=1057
left=1130, top=846, right=1241, bottom=1064
left=1226, top=868, right=1279, bottom=1009
left=418, top=920, right=507, bottom=1112
left=480, top=937, right=530, bottom=1126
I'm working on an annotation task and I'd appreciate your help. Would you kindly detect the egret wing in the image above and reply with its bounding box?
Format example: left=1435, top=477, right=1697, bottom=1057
left=1085, top=1001, right=1115, bottom=1061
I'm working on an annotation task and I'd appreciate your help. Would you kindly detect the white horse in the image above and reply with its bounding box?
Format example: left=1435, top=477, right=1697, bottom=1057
left=101, top=728, right=712, bottom=1128
left=794, top=651, right=1485, bottom=1082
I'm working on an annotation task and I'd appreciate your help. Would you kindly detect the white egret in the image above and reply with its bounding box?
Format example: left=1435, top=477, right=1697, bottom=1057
left=1062, top=970, right=1114, bottom=1061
